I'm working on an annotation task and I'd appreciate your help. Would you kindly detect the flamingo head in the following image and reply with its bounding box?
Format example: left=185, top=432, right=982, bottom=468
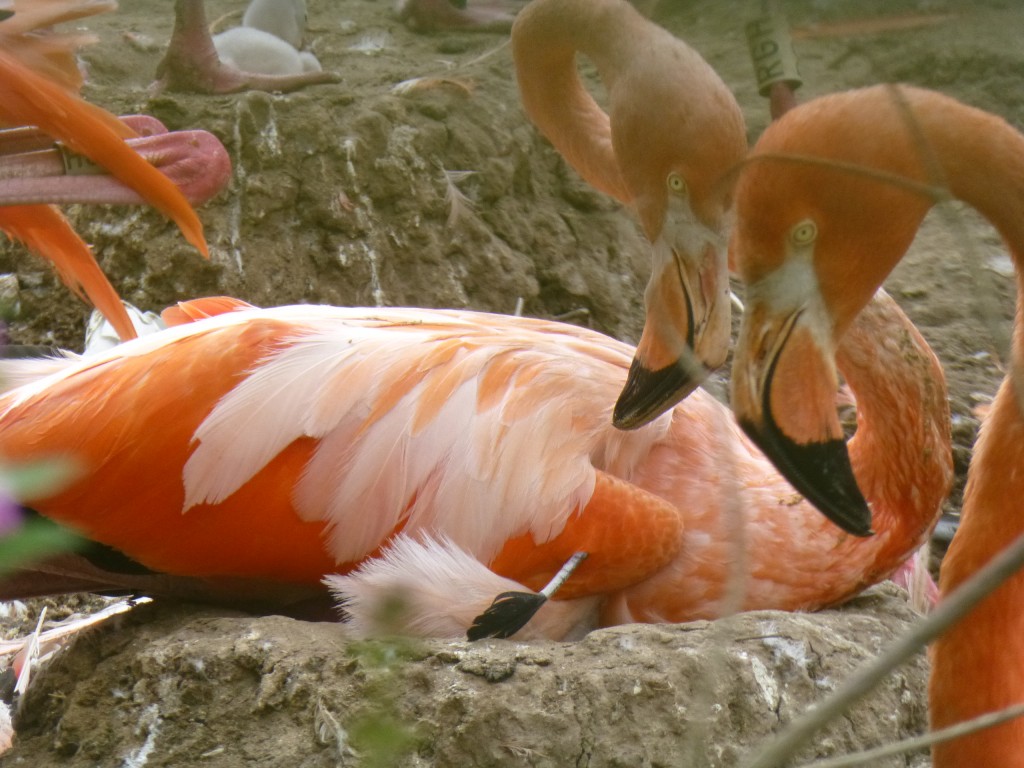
left=612, top=66, right=746, bottom=429
left=728, top=86, right=939, bottom=536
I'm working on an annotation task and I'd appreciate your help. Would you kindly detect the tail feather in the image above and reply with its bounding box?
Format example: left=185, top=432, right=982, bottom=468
left=0, top=205, right=136, bottom=341
left=326, top=534, right=599, bottom=640
left=0, top=49, right=210, bottom=258
left=1, top=0, right=119, bottom=93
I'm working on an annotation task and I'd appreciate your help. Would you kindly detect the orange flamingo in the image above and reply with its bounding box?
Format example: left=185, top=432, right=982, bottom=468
left=0, top=1, right=227, bottom=340
left=726, top=84, right=1022, bottom=767
left=511, top=0, right=747, bottom=428
left=0, top=285, right=949, bottom=634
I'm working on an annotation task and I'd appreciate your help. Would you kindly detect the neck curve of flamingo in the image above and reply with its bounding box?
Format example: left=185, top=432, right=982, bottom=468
left=728, top=83, right=1024, bottom=766
left=609, top=287, right=950, bottom=624
left=512, top=0, right=748, bottom=428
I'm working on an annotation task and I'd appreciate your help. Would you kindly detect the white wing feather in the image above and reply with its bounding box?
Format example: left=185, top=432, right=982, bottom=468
left=177, top=307, right=672, bottom=563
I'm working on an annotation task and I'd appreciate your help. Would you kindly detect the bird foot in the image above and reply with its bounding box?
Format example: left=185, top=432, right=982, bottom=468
left=467, top=591, right=546, bottom=640
left=467, top=551, right=587, bottom=640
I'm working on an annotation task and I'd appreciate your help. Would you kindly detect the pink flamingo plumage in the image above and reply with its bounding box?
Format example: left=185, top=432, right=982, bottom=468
left=329, top=287, right=949, bottom=637
left=0, top=284, right=950, bottom=636
left=726, top=84, right=1023, bottom=766
left=0, top=1, right=948, bottom=639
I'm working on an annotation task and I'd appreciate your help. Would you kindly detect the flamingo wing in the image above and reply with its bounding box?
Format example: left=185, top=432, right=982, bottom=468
left=0, top=204, right=136, bottom=341
left=0, top=307, right=681, bottom=593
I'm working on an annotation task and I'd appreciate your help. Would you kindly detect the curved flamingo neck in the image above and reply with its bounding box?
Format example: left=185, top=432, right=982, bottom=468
left=617, top=291, right=949, bottom=622
left=839, top=291, right=951, bottom=561
left=511, top=0, right=642, bottom=204
left=884, top=87, right=1024, bottom=767
left=931, top=373, right=1024, bottom=766
left=511, top=0, right=746, bottom=239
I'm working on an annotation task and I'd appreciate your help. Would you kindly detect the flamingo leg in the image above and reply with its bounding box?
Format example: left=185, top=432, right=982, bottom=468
left=0, top=116, right=167, bottom=157
left=488, top=469, right=683, bottom=599
left=154, top=0, right=339, bottom=94
left=467, top=551, right=587, bottom=640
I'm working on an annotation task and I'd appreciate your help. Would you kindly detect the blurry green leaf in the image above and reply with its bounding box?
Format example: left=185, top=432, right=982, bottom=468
left=0, top=517, right=82, bottom=575
left=350, top=711, right=419, bottom=768
left=0, top=457, right=80, bottom=502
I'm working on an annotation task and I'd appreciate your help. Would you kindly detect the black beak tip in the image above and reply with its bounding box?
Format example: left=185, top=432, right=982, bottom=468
left=739, top=416, right=874, bottom=538
left=613, top=357, right=704, bottom=431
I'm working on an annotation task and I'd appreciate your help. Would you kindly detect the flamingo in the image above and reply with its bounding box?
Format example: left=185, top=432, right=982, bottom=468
left=155, top=0, right=338, bottom=94
left=0, top=1, right=229, bottom=340
left=511, top=0, right=748, bottom=429
left=0, top=284, right=950, bottom=635
left=725, top=84, right=1023, bottom=766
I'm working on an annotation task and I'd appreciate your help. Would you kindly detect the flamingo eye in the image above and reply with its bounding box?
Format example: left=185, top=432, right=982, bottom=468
left=666, top=172, right=687, bottom=196
left=789, top=219, right=818, bottom=246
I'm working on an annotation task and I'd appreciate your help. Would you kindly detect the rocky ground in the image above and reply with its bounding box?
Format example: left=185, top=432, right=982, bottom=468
left=0, top=0, right=1021, bottom=765
left=5, top=586, right=929, bottom=768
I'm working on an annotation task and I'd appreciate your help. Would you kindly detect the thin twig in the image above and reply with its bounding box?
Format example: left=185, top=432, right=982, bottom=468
left=740, top=528, right=1024, bottom=768
left=793, top=702, right=1024, bottom=768
left=725, top=151, right=952, bottom=206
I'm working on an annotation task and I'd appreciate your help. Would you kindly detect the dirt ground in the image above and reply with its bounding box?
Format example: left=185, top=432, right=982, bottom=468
left=0, top=0, right=1021, bottom=765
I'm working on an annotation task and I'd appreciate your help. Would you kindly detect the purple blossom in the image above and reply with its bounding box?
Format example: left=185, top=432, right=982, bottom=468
left=0, top=490, right=20, bottom=537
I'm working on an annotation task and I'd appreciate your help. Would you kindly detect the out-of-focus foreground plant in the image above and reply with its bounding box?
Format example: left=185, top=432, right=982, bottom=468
left=0, top=459, right=81, bottom=575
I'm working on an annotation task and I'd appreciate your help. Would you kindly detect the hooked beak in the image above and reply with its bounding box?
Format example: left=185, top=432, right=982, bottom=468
left=730, top=299, right=873, bottom=537
left=613, top=239, right=730, bottom=429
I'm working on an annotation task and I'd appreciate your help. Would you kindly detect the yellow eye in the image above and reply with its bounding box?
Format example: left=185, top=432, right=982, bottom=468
left=666, top=172, right=687, bottom=196
left=789, top=219, right=818, bottom=246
